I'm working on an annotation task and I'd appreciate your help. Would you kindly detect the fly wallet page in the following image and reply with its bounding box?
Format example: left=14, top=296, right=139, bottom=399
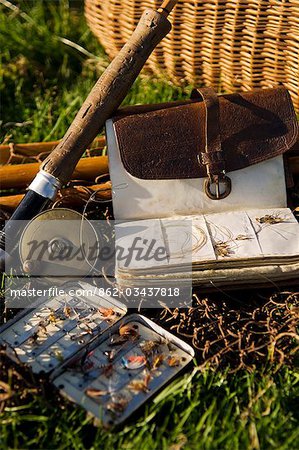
left=114, top=209, right=299, bottom=289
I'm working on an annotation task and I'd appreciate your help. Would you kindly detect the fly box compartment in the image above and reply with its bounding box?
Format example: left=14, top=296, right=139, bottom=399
left=0, top=282, right=127, bottom=374
left=50, top=314, right=194, bottom=427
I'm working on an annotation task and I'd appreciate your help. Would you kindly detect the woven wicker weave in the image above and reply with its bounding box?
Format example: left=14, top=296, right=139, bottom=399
left=85, top=0, right=299, bottom=110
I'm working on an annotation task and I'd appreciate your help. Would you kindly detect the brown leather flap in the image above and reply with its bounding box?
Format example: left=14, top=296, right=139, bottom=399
left=111, top=87, right=298, bottom=180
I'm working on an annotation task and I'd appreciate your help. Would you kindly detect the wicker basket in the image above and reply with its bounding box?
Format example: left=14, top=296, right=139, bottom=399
left=85, top=0, right=299, bottom=110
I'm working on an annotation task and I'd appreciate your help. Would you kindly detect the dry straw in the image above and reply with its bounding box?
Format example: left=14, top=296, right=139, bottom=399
left=159, top=290, right=299, bottom=371
left=85, top=0, right=299, bottom=111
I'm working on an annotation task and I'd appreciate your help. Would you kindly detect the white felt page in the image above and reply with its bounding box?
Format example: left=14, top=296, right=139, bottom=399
left=246, top=209, right=299, bottom=257
left=160, top=216, right=216, bottom=265
left=115, top=219, right=166, bottom=270
left=204, top=211, right=262, bottom=260
left=115, top=209, right=299, bottom=272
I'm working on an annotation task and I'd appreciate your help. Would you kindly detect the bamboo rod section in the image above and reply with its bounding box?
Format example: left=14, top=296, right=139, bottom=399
left=0, top=136, right=106, bottom=165
left=0, top=156, right=109, bottom=190
left=0, top=182, right=112, bottom=211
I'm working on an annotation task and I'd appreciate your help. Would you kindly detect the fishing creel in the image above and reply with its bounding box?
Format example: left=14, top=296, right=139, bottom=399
left=85, top=0, right=299, bottom=111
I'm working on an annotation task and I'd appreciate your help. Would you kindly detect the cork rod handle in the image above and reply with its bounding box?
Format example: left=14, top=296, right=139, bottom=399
left=41, top=6, right=176, bottom=184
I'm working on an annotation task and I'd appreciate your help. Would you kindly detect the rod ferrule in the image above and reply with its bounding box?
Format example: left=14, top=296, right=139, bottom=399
left=28, top=170, right=62, bottom=200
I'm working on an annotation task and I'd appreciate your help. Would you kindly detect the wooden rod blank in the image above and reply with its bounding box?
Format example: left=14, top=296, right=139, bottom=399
left=0, top=136, right=106, bottom=165
left=0, top=183, right=112, bottom=211
left=0, top=156, right=109, bottom=190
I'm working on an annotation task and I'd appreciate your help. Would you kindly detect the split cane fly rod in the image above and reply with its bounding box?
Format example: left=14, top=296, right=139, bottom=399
left=0, top=0, right=179, bottom=270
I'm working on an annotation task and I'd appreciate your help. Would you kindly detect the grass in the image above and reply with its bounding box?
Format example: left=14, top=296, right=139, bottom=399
left=0, top=1, right=299, bottom=449
left=0, top=0, right=187, bottom=144
left=0, top=366, right=299, bottom=450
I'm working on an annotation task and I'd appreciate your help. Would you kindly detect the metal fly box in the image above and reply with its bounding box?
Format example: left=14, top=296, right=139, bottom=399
left=0, top=281, right=127, bottom=374
left=0, top=284, right=194, bottom=427
left=50, top=314, right=194, bottom=427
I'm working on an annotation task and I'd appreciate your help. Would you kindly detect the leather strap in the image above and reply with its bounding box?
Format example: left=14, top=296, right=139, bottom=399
left=191, top=87, right=231, bottom=199
left=191, top=87, right=226, bottom=177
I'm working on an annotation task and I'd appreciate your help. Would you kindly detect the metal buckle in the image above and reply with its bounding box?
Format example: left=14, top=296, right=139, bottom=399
left=204, top=174, right=232, bottom=200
